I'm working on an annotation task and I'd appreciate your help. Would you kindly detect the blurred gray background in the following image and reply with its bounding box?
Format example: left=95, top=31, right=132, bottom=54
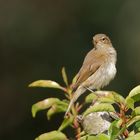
left=1, top=0, right=140, bottom=139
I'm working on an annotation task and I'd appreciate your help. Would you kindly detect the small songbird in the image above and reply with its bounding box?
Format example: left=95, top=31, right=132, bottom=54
left=65, top=33, right=117, bottom=116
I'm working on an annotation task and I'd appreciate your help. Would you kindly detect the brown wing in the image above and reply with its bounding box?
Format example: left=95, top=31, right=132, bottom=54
left=73, top=48, right=106, bottom=90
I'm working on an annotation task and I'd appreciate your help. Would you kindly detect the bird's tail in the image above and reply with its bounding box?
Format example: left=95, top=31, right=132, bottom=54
left=65, top=86, right=86, bottom=116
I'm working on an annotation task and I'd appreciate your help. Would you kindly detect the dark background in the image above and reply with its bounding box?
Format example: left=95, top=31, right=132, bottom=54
left=1, top=0, right=140, bottom=139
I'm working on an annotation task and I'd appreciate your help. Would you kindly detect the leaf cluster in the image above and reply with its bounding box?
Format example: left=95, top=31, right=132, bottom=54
left=29, top=67, right=140, bottom=140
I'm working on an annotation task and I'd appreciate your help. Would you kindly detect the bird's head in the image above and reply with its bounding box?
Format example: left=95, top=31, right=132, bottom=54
left=92, top=34, right=112, bottom=49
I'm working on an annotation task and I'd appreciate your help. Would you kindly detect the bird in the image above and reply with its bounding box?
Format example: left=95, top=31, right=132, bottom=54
left=65, top=33, right=117, bottom=116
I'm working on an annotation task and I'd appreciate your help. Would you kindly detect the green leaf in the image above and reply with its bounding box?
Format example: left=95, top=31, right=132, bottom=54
left=127, top=116, right=140, bottom=128
left=35, top=131, right=67, bottom=140
left=32, top=98, right=60, bottom=118
left=125, top=85, right=140, bottom=109
left=134, top=121, right=140, bottom=133
left=47, top=102, right=68, bottom=120
left=94, top=91, right=125, bottom=104
left=108, top=120, right=119, bottom=136
left=135, top=121, right=140, bottom=129
left=125, top=97, right=134, bottom=110
left=85, top=92, right=119, bottom=104
left=80, top=135, right=96, bottom=140
left=128, top=85, right=140, bottom=98
left=111, top=91, right=125, bottom=103
left=132, top=107, right=140, bottom=116
left=128, top=130, right=135, bottom=137
left=96, top=134, right=110, bottom=140
left=80, top=134, right=109, bottom=140
left=108, top=119, right=125, bottom=140
left=29, top=80, right=64, bottom=90
left=58, top=116, right=74, bottom=131
left=72, top=74, right=78, bottom=84
left=98, top=97, right=115, bottom=104
left=83, top=103, right=115, bottom=117
left=85, top=93, right=97, bottom=103
left=61, top=67, right=68, bottom=86
left=126, top=133, right=140, bottom=140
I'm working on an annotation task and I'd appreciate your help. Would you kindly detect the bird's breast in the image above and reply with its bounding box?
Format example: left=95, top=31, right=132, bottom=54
left=86, top=61, right=116, bottom=89
left=99, top=61, right=116, bottom=88
left=106, top=63, right=116, bottom=79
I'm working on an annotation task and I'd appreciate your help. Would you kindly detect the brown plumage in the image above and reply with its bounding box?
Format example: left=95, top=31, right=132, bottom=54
left=65, top=33, right=117, bottom=116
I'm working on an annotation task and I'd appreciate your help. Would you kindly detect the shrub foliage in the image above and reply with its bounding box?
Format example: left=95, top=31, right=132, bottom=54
left=29, top=67, right=140, bottom=140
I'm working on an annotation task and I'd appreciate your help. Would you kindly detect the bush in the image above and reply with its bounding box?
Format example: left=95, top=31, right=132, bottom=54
left=29, top=67, right=140, bottom=140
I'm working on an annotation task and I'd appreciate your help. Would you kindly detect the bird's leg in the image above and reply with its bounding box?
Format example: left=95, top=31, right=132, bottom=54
left=84, top=86, right=100, bottom=97
left=84, top=86, right=94, bottom=93
left=83, top=86, right=100, bottom=106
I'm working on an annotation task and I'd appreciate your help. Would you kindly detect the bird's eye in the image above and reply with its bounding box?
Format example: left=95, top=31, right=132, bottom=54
left=102, top=37, right=106, bottom=41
